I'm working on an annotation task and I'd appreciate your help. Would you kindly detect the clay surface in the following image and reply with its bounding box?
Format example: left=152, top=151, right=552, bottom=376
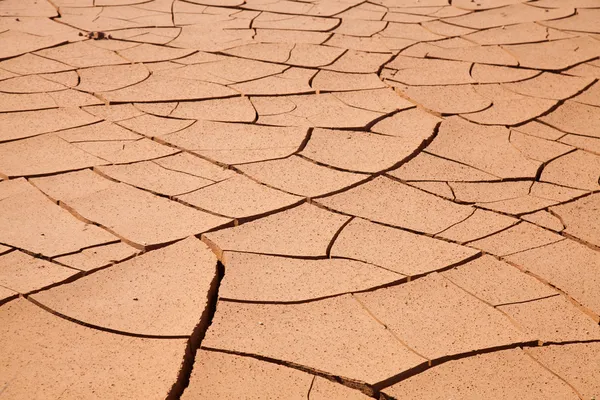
left=31, top=237, right=217, bottom=336
left=383, top=348, right=579, bottom=400
left=0, top=299, right=187, bottom=399
left=1, top=0, right=599, bottom=397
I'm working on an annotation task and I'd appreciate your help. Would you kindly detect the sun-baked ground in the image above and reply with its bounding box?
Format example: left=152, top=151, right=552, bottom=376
left=0, top=0, right=599, bottom=398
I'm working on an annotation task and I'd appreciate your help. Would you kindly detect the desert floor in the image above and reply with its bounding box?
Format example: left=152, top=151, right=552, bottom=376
left=0, top=0, right=599, bottom=398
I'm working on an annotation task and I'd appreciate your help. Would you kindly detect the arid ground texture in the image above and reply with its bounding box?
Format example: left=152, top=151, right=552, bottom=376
left=0, top=0, right=599, bottom=398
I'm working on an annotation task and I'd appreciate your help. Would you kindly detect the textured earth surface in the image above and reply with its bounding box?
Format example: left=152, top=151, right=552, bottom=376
left=0, top=0, right=599, bottom=398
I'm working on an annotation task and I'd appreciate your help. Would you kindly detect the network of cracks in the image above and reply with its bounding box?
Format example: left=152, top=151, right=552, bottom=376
left=0, top=0, right=599, bottom=398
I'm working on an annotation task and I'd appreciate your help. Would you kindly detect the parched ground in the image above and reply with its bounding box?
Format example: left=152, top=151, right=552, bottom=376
left=0, top=0, right=599, bottom=398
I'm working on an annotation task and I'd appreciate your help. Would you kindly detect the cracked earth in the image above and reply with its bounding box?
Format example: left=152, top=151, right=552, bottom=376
left=0, top=0, right=599, bottom=398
